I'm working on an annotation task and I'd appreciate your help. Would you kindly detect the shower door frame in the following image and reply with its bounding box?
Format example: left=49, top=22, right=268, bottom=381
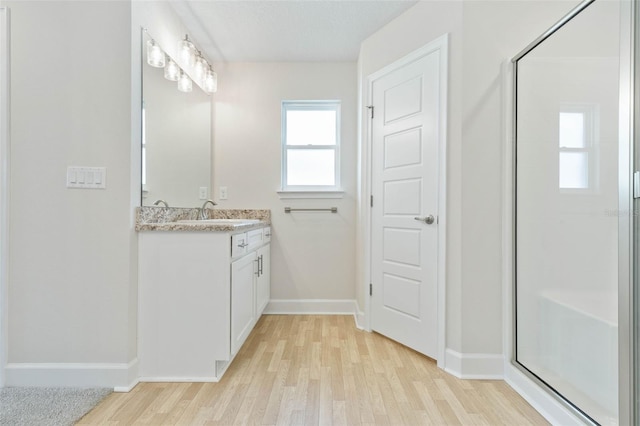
left=510, top=0, right=635, bottom=424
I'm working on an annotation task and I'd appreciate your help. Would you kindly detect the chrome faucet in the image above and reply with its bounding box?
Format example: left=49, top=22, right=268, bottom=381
left=199, top=199, right=217, bottom=220
left=153, top=199, right=169, bottom=207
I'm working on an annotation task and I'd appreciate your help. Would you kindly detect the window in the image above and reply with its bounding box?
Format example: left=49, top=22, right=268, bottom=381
left=281, top=101, right=341, bottom=192
left=558, top=105, right=597, bottom=191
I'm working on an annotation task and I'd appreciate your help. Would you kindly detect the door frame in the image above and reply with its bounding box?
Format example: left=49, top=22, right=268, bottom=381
left=0, top=7, right=10, bottom=388
left=363, top=34, right=448, bottom=367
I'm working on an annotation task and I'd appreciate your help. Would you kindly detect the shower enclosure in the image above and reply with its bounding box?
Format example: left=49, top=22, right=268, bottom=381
left=512, top=0, right=634, bottom=424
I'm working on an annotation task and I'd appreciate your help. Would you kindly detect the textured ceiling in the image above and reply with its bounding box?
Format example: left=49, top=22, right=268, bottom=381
left=170, top=1, right=418, bottom=63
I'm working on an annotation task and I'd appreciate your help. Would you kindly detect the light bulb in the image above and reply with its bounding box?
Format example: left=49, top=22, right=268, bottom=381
left=177, top=71, right=193, bottom=93
left=146, top=39, right=165, bottom=68
left=164, top=58, right=180, bottom=81
left=204, top=68, right=218, bottom=93
left=179, top=35, right=195, bottom=67
left=194, top=55, right=207, bottom=82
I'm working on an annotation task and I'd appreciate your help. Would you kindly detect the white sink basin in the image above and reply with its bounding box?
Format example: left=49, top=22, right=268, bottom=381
left=177, top=218, right=261, bottom=225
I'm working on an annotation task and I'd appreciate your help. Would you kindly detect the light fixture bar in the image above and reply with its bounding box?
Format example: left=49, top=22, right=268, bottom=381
left=145, top=30, right=217, bottom=94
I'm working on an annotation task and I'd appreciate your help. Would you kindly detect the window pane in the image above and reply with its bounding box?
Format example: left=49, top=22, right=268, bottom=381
left=287, top=149, right=335, bottom=186
left=559, top=112, right=585, bottom=148
left=559, top=151, right=588, bottom=189
left=286, top=110, right=336, bottom=146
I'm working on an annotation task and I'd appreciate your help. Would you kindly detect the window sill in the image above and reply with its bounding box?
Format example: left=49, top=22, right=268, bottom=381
left=277, top=190, right=344, bottom=199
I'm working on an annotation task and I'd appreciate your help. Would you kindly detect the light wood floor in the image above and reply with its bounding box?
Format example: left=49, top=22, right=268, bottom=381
left=79, top=315, right=548, bottom=425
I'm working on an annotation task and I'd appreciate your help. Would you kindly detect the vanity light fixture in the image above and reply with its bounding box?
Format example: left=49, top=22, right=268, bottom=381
left=146, top=39, right=165, bottom=68
left=203, top=66, right=218, bottom=93
left=179, top=34, right=196, bottom=67
left=164, top=57, right=180, bottom=81
left=145, top=30, right=216, bottom=94
left=177, top=70, right=193, bottom=93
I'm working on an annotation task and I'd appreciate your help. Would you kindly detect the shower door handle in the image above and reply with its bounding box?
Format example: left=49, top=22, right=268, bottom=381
left=414, top=215, right=435, bottom=225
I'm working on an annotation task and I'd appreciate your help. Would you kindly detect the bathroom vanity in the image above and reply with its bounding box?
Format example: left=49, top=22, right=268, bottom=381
left=136, top=207, right=271, bottom=381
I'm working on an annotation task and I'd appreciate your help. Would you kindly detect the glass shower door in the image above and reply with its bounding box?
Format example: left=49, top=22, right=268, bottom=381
left=514, top=1, right=627, bottom=424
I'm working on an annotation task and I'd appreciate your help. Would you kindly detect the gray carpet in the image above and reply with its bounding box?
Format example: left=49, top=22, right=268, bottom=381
left=0, top=387, right=112, bottom=426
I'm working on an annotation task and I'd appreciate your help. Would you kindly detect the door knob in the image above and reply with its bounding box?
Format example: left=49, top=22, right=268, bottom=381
left=414, top=215, right=435, bottom=225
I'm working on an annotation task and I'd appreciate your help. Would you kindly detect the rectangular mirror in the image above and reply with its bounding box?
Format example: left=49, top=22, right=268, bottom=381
left=141, top=30, right=212, bottom=207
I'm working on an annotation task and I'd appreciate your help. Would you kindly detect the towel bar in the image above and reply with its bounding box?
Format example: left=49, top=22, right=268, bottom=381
left=284, top=207, right=338, bottom=213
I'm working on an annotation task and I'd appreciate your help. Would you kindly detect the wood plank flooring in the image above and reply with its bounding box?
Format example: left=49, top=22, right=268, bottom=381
left=79, top=315, right=548, bottom=425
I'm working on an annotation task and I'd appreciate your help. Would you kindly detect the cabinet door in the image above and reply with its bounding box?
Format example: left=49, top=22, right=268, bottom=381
left=231, top=251, right=257, bottom=355
left=256, top=244, right=271, bottom=316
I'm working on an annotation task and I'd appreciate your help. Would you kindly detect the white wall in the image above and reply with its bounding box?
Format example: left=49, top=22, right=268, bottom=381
left=5, top=0, right=134, bottom=372
left=358, top=0, right=580, bottom=360
left=2, top=0, right=207, bottom=388
left=0, top=6, right=9, bottom=387
left=459, top=0, right=579, bottom=355
left=212, top=62, right=357, bottom=303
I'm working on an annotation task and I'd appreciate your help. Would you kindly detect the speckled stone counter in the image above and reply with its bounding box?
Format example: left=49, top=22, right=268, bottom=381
left=135, top=207, right=270, bottom=232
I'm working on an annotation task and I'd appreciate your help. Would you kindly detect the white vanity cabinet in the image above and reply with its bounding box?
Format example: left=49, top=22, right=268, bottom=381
left=139, top=225, right=271, bottom=382
left=230, top=227, right=270, bottom=354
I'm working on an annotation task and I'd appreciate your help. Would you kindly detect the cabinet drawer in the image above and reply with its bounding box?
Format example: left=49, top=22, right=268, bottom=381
left=263, top=227, right=272, bottom=243
left=246, top=229, right=264, bottom=251
left=231, top=233, right=248, bottom=258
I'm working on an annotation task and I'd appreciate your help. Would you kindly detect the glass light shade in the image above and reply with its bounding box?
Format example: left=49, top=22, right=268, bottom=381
left=179, top=35, right=195, bottom=67
left=177, top=71, right=193, bottom=93
left=146, top=40, right=165, bottom=68
left=164, top=58, right=180, bottom=81
left=194, top=55, right=207, bottom=82
left=204, top=69, right=218, bottom=93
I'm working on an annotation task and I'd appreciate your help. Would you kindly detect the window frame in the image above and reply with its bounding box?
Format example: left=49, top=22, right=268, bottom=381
left=280, top=100, right=342, bottom=194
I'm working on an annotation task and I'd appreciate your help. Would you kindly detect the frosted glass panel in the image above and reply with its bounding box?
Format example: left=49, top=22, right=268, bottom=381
left=286, top=110, right=337, bottom=146
left=515, top=1, right=620, bottom=424
left=286, top=149, right=335, bottom=186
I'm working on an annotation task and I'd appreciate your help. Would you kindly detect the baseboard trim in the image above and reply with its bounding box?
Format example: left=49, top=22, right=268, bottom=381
left=5, top=358, right=139, bottom=389
left=354, top=310, right=366, bottom=330
left=505, top=363, right=585, bottom=425
left=264, top=299, right=357, bottom=315
left=114, top=378, right=139, bottom=393
left=114, top=358, right=139, bottom=392
left=139, top=376, right=218, bottom=383
left=444, top=349, right=504, bottom=379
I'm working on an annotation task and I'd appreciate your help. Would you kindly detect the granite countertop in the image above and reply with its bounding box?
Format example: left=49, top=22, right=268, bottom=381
left=135, top=207, right=271, bottom=232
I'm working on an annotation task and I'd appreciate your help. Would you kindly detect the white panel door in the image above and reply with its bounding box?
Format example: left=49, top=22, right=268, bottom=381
left=371, top=48, right=442, bottom=359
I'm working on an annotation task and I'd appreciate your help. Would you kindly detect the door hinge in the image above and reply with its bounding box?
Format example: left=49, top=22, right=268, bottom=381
left=369, top=283, right=373, bottom=296
left=634, top=171, right=640, bottom=199
left=370, top=195, right=374, bottom=207
left=366, top=105, right=374, bottom=119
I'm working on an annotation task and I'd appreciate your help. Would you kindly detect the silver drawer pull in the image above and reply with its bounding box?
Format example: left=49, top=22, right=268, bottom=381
left=238, top=243, right=248, bottom=248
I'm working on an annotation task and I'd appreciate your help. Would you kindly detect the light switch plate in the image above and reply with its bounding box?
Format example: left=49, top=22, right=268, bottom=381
left=67, top=167, right=106, bottom=189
